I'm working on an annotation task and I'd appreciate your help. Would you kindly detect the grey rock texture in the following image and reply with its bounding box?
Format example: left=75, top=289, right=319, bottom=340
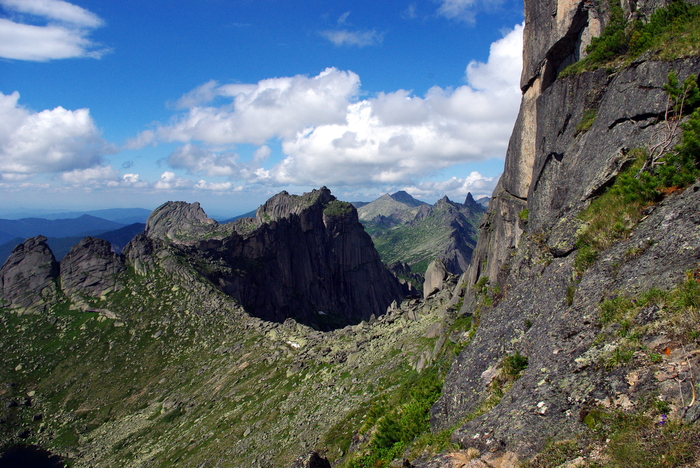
left=433, top=179, right=700, bottom=456
left=423, top=260, right=448, bottom=298
left=145, top=201, right=218, bottom=243
left=0, top=236, right=59, bottom=312
left=122, top=234, right=157, bottom=276
left=60, top=236, right=126, bottom=298
left=436, top=0, right=700, bottom=461
left=145, top=188, right=405, bottom=329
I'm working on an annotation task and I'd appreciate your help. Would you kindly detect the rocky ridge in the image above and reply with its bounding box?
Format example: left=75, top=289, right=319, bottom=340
left=0, top=187, right=405, bottom=330
left=362, top=193, right=485, bottom=279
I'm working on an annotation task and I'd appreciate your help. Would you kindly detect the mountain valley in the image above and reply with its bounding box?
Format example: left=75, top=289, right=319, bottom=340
left=3, top=0, right=700, bottom=467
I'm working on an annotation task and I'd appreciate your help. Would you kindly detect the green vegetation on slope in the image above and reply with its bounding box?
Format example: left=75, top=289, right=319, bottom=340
left=363, top=200, right=481, bottom=275
left=574, top=71, right=700, bottom=275
left=328, top=307, right=475, bottom=468
left=0, top=251, right=470, bottom=467
left=525, top=273, right=700, bottom=468
left=561, top=1, right=700, bottom=77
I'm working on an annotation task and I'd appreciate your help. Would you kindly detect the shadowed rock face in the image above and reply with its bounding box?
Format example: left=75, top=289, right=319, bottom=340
left=60, top=237, right=126, bottom=298
left=0, top=236, right=59, bottom=312
left=145, top=188, right=406, bottom=329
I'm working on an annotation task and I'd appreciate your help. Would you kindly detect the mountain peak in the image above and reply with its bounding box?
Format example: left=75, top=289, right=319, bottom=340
left=390, top=191, right=425, bottom=207
left=256, top=187, right=334, bottom=225
left=145, top=201, right=217, bottom=242
left=463, top=192, right=485, bottom=211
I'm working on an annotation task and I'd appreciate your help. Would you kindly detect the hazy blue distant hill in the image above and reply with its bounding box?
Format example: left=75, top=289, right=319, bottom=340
left=218, top=209, right=257, bottom=224
left=0, top=215, right=126, bottom=240
left=0, top=223, right=145, bottom=265
left=98, top=223, right=145, bottom=253
left=43, top=208, right=151, bottom=224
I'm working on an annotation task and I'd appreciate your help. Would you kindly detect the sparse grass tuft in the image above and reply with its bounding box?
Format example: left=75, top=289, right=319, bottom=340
left=576, top=108, right=598, bottom=135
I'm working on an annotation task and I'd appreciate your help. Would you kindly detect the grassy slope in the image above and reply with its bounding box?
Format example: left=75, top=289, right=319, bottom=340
left=0, top=251, right=467, bottom=468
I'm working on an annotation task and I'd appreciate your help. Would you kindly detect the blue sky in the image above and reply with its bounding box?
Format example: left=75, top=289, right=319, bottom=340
left=0, top=0, right=524, bottom=218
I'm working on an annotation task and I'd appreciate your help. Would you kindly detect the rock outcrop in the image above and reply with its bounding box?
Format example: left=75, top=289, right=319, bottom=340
left=145, top=201, right=218, bottom=243
left=0, top=236, right=59, bottom=312
left=143, top=188, right=406, bottom=329
left=423, top=259, right=448, bottom=298
left=60, top=237, right=126, bottom=299
left=290, top=452, right=332, bottom=468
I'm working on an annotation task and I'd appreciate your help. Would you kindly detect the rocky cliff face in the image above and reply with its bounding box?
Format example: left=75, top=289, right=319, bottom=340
left=429, top=0, right=700, bottom=463
left=138, top=187, right=405, bottom=329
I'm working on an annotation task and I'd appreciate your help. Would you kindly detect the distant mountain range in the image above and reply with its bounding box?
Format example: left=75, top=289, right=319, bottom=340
left=0, top=212, right=147, bottom=264
left=0, top=197, right=488, bottom=277
left=356, top=191, right=486, bottom=281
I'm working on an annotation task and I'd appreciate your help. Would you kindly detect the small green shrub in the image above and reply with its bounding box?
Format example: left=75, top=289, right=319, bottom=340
left=522, top=439, right=583, bottom=468
left=605, top=345, right=635, bottom=369
left=501, top=351, right=529, bottom=381
left=473, top=276, right=490, bottom=295
left=599, top=295, right=636, bottom=325
left=566, top=284, right=576, bottom=306
left=575, top=108, right=598, bottom=134
left=519, top=209, right=530, bottom=221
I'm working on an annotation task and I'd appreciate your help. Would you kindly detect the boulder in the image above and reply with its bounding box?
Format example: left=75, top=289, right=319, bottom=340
left=289, top=452, right=331, bottom=468
left=423, top=260, right=448, bottom=298
left=0, top=236, right=59, bottom=312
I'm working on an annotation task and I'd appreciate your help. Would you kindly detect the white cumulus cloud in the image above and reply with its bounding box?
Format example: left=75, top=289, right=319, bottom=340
left=167, top=144, right=240, bottom=177
left=0, top=91, right=113, bottom=175
left=0, top=0, right=107, bottom=61
left=137, top=23, right=523, bottom=191
left=134, top=68, right=360, bottom=147
left=271, top=23, right=523, bottom=186
left=60, top=165, right=119, bottom=184
left=404, top=171, right=498, bottom=201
